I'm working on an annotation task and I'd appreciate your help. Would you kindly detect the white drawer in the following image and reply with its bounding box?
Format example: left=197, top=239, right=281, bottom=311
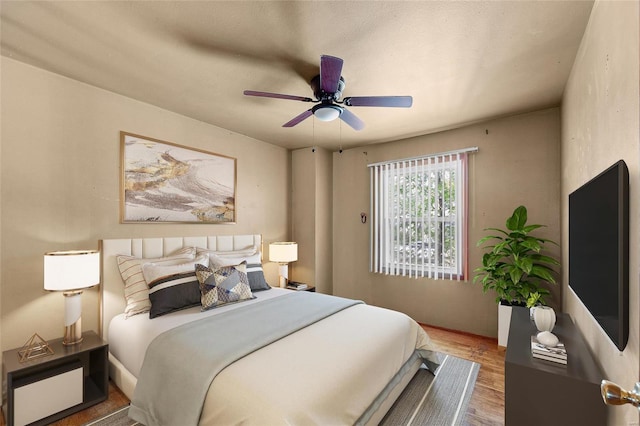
left=14, top=365, right=83, bottom=426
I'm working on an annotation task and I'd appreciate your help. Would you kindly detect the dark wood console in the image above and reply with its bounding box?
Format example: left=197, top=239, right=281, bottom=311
left=505, top=307, right=607, bottom=425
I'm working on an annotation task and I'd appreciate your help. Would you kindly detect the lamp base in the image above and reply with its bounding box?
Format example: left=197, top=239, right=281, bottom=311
left=278, top=276, right=289, bottom=287
left=278, top=263, right=289, bottom=288
left=62, top=290, right=84, bottom=346
left=63, top=319, right=83, bottom=346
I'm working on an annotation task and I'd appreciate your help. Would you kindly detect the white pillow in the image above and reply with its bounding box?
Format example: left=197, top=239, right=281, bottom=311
left=142, top=254, right=208, bottom=284
left=197, top=245, right=258, bottom=259
left=208, top=252, right=261, bottom=268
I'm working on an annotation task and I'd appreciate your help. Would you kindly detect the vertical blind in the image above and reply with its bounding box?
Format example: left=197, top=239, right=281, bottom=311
left=368, top=147, right=477, bottom=280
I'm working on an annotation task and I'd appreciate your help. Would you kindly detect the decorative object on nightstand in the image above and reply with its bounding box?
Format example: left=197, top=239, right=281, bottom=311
left=269, top=242, right=298, bottom=288
left=44, top=250, right=100, bottom=345
left=18, top=333, right=54, bottom=363
left=286, top=281, right=308, bottom=291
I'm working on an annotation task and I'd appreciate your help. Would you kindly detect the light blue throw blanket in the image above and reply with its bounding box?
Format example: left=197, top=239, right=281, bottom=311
left=128, top=292, right=362, bottom=426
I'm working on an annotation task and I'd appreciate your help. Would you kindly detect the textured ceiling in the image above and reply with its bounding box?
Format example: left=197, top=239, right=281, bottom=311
left=1, top=1, right=594, bottom=151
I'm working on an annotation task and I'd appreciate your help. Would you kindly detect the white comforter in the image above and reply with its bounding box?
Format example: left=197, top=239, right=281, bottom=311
left=109, top=288, right=289, bottom=378
left=109, top=288, right=438, bottom=425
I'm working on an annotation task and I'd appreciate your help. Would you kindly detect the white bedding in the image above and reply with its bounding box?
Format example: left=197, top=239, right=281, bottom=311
left=200, top=301, right=433, bottom=425
left=110, top=288, right=436, bottom=425
left=102, top=236, right=439, bottom=425
left=109, top=288, right=289, bottom=378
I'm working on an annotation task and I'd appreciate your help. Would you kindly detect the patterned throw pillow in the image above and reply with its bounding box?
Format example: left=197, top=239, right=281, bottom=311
left=195, top=263, right=254, bottom=311
left=143, top=254, right=209, bottom=319
left=200, top=250, right=271, bottom=292
left=117, top=247, right=196, bottom=318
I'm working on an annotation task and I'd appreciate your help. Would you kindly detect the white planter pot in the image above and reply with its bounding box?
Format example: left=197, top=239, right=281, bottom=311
left=498, top=303, right=512, bottom=347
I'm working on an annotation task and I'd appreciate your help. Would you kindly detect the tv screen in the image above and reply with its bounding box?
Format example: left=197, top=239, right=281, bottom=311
left=569, top=160, right=629, bottom=351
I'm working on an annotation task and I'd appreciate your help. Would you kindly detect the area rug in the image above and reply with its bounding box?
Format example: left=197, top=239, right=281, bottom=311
left=86, top=354, right=479, bottom=426
left=380, top=354, right=480, bottom=426
left=82, top=406, right=138, bottom=426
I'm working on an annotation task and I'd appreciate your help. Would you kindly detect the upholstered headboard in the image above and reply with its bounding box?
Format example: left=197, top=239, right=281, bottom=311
left=99, top=235, right=262, bottom=340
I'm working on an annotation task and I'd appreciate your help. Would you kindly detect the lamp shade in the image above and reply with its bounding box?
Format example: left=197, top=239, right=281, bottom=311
left=269, top=242, right=298, bottom=263
left=44, top=250, right=100, bottom=291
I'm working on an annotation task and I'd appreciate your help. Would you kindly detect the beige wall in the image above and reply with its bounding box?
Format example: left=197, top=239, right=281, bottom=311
left=291, top=147, right=333, bottom=293
left=314, top=147, right=333, bottom=294
left=292, top=148, right=315, bottom=287
left=0, top=57, right=290, bottom=352
left=561, top=1, right=639, bottom=424
left=333, top=108, right=561, bottom=337
left=0, top=87, right=2, bottom=357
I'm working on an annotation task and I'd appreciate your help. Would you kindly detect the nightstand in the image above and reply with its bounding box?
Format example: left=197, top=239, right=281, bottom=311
left=2, top=330, right=108, bottom=426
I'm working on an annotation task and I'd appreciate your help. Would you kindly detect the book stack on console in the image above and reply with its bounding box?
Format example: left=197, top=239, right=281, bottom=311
left=286, top=281, right=308, bottom=291
left=531, top=335, right=567, bottom=365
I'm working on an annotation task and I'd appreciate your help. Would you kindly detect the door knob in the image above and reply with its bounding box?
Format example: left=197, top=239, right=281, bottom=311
left=601, top=380, right=640, bottom=409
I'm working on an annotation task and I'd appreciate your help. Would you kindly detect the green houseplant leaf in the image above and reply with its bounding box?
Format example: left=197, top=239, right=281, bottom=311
left=506, top=205, right=528, bottom=231
left=473, top=205, right=560, bottom=306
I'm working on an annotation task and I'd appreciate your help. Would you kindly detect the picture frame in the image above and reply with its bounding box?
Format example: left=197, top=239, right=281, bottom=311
left=120, top=132, right=236, bottom=223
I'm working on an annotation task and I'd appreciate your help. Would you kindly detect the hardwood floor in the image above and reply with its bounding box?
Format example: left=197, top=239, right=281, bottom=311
left=0, top=382, right=129, bottom=426
left=48, top=382, right=130, bottom=426
left=1, top=326, right=504, bottom=425
left=421, top=324, right=505, bottom=426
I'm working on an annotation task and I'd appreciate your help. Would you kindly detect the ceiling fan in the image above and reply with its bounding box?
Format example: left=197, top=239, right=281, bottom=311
left=243, top=55, right=412, bottom=131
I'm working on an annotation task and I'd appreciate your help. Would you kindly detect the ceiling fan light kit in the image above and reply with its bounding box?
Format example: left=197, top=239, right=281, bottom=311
left=244, top=55, right=412, bottom=131
left=312, top=104, right=343, bottom=122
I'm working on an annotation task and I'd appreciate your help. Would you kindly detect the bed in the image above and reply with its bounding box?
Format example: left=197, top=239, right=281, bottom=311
left=100, top=234, right=440, bottom=425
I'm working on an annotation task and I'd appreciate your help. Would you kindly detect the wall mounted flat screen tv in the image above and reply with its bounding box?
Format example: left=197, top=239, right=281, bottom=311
left=569, top=160, right=629, bottom=351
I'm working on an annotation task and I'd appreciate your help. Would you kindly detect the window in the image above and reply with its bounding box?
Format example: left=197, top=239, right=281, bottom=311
left=368, top=148, right=476, bottom=280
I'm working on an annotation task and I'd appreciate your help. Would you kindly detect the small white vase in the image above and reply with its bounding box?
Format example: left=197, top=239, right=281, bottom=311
left=531, top=306, right=556, bottom=332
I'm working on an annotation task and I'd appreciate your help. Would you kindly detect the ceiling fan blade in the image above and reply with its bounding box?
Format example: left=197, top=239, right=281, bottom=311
left=344, top=96, right=413, bottom=108
left=244, top=90, right=312, bottom=102
left=283, top=109, right=313, bottom=127
left=339, top=109, right=365, bottom=131
left=320, top=55, right=344, bottom=94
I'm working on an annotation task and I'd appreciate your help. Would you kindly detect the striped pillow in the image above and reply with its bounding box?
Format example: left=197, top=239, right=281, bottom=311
left=116, top=247, right=196, bottom=318
left=143, top=254, right=209, bottom=318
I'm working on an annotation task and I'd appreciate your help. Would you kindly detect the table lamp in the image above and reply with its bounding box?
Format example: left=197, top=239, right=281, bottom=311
left=269, top=242, right=298, bottom=287
left=44, top=250, right=100, bottom=345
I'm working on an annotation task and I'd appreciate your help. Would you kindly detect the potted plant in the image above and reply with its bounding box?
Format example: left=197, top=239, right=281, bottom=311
left=473, top=205, right=560, bottom=346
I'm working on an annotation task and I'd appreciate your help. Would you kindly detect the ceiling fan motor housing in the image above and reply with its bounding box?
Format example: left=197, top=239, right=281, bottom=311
left=310, top=75, right=345, bottom=101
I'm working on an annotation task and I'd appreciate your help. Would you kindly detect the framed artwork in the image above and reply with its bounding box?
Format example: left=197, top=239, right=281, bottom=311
left=120, top=132, right=236, bottom=223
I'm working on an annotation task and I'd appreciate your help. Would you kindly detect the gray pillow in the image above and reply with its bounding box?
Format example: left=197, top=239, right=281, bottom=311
left=246, top=263, right=271, bottom=292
